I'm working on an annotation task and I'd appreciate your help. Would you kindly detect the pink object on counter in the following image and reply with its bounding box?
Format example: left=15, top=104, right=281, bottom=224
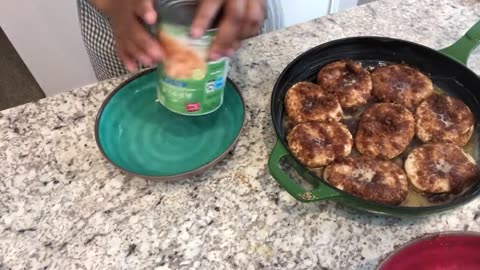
left=378, top=232, right=480, bottom=270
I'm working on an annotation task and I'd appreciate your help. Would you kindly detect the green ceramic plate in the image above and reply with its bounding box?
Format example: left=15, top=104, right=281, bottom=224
left=95, top=69, right=245, bottom=180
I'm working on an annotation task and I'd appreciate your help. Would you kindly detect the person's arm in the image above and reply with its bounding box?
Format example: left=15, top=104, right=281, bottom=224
left=88, top=0, right=164, bottom=72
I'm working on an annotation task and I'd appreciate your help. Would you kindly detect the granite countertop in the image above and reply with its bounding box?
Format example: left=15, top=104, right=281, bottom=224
left=2, top=0, right=480, bottom=269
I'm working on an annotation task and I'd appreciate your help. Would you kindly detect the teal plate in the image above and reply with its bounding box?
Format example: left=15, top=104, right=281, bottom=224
left=95, top=69, right=245, bottom=180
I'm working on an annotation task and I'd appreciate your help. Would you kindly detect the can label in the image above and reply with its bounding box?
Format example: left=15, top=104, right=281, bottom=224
left=156, top=23, right=229, bottom=116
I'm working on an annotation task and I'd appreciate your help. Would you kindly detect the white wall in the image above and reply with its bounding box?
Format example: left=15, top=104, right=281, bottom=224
left=280, top=0, right=359, bottom=27
left=0, top=0, right=97, bottom=96
left=280, top=0, right=331, bottom=27
left=332, top=0, right=360, bottom=13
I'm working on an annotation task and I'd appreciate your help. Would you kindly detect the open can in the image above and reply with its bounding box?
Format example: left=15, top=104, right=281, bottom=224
left=153, top=0, right=229, bottom=116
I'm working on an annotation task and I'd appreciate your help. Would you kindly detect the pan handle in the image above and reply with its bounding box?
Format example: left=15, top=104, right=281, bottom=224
left=440, top=21, right=480, bottom=65
left=268, top=141, right=341, bottom=202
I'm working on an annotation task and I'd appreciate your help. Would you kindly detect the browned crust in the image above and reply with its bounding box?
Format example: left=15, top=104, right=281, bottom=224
left=287, top=121, right=353, bottom=167
left=355, top=103, right=415, bottom=159
left=285, top=82, right=343, bottom=124
left=405, top=143, right=478, bottom=194
left=416, top=94, right=474, bottom=146
left=371, top=64, right=433, bottom=110
left=317, top=60, right=373, bottom=108
left=324, top=157, right=409, bottom=205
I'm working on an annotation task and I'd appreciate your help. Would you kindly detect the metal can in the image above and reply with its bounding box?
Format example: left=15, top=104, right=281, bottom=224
left=153, top=0, right=229, bottom=116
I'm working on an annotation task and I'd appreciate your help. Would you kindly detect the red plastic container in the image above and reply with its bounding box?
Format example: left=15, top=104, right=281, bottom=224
left=378, top=232, right=480, bottom=270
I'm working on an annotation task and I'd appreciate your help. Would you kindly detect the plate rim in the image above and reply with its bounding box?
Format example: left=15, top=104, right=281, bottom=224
left=376, top=230, right=480, bottom=269
left=94, top=68, right=246, bottom=181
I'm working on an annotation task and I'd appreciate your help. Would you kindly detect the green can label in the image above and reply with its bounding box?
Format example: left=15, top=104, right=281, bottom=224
left=156, top=23, right=229, bottom=116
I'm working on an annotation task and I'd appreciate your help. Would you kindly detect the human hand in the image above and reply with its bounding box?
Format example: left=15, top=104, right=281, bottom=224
left=191, top=0, right=266, bottom=60
left=95, top=0, right=164, bottom=72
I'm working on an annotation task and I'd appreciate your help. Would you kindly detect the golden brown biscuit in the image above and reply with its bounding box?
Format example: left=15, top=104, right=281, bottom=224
left=371, top=64, right=433, bottom=110
left=405, top=143, right=478, bottom=194
left=324, top=157, right=409, bottom=205
left=355, top=103, right=415, bottom=159
left=287, top=121, right=352, bottom=167
left=416, top=94, right=474, bottom=146
left=317, top=60, right=372, bottom=108
left=285, top=82, right=343, bottom=124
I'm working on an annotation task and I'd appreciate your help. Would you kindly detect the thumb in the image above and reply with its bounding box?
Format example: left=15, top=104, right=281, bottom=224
left=137, top=0, right=157, bottom=25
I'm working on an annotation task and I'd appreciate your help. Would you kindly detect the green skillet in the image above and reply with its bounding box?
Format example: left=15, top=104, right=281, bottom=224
left=269, top=21, right=480, bottom=217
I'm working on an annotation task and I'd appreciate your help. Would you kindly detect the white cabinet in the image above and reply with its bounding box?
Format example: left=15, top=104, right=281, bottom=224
left=280, top=0, right=359, bottom=27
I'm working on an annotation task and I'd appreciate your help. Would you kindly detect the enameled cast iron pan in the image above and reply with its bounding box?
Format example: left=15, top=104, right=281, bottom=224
left=268, top=21, right=480, bottom=217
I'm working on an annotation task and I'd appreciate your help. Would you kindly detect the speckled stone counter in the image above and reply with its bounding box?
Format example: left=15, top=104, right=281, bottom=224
left=2, top=0, right=480, bottom=269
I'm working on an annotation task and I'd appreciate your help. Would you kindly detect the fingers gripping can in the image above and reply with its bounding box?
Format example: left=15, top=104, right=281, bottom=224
left=153, top=0, right=229, bottom=116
